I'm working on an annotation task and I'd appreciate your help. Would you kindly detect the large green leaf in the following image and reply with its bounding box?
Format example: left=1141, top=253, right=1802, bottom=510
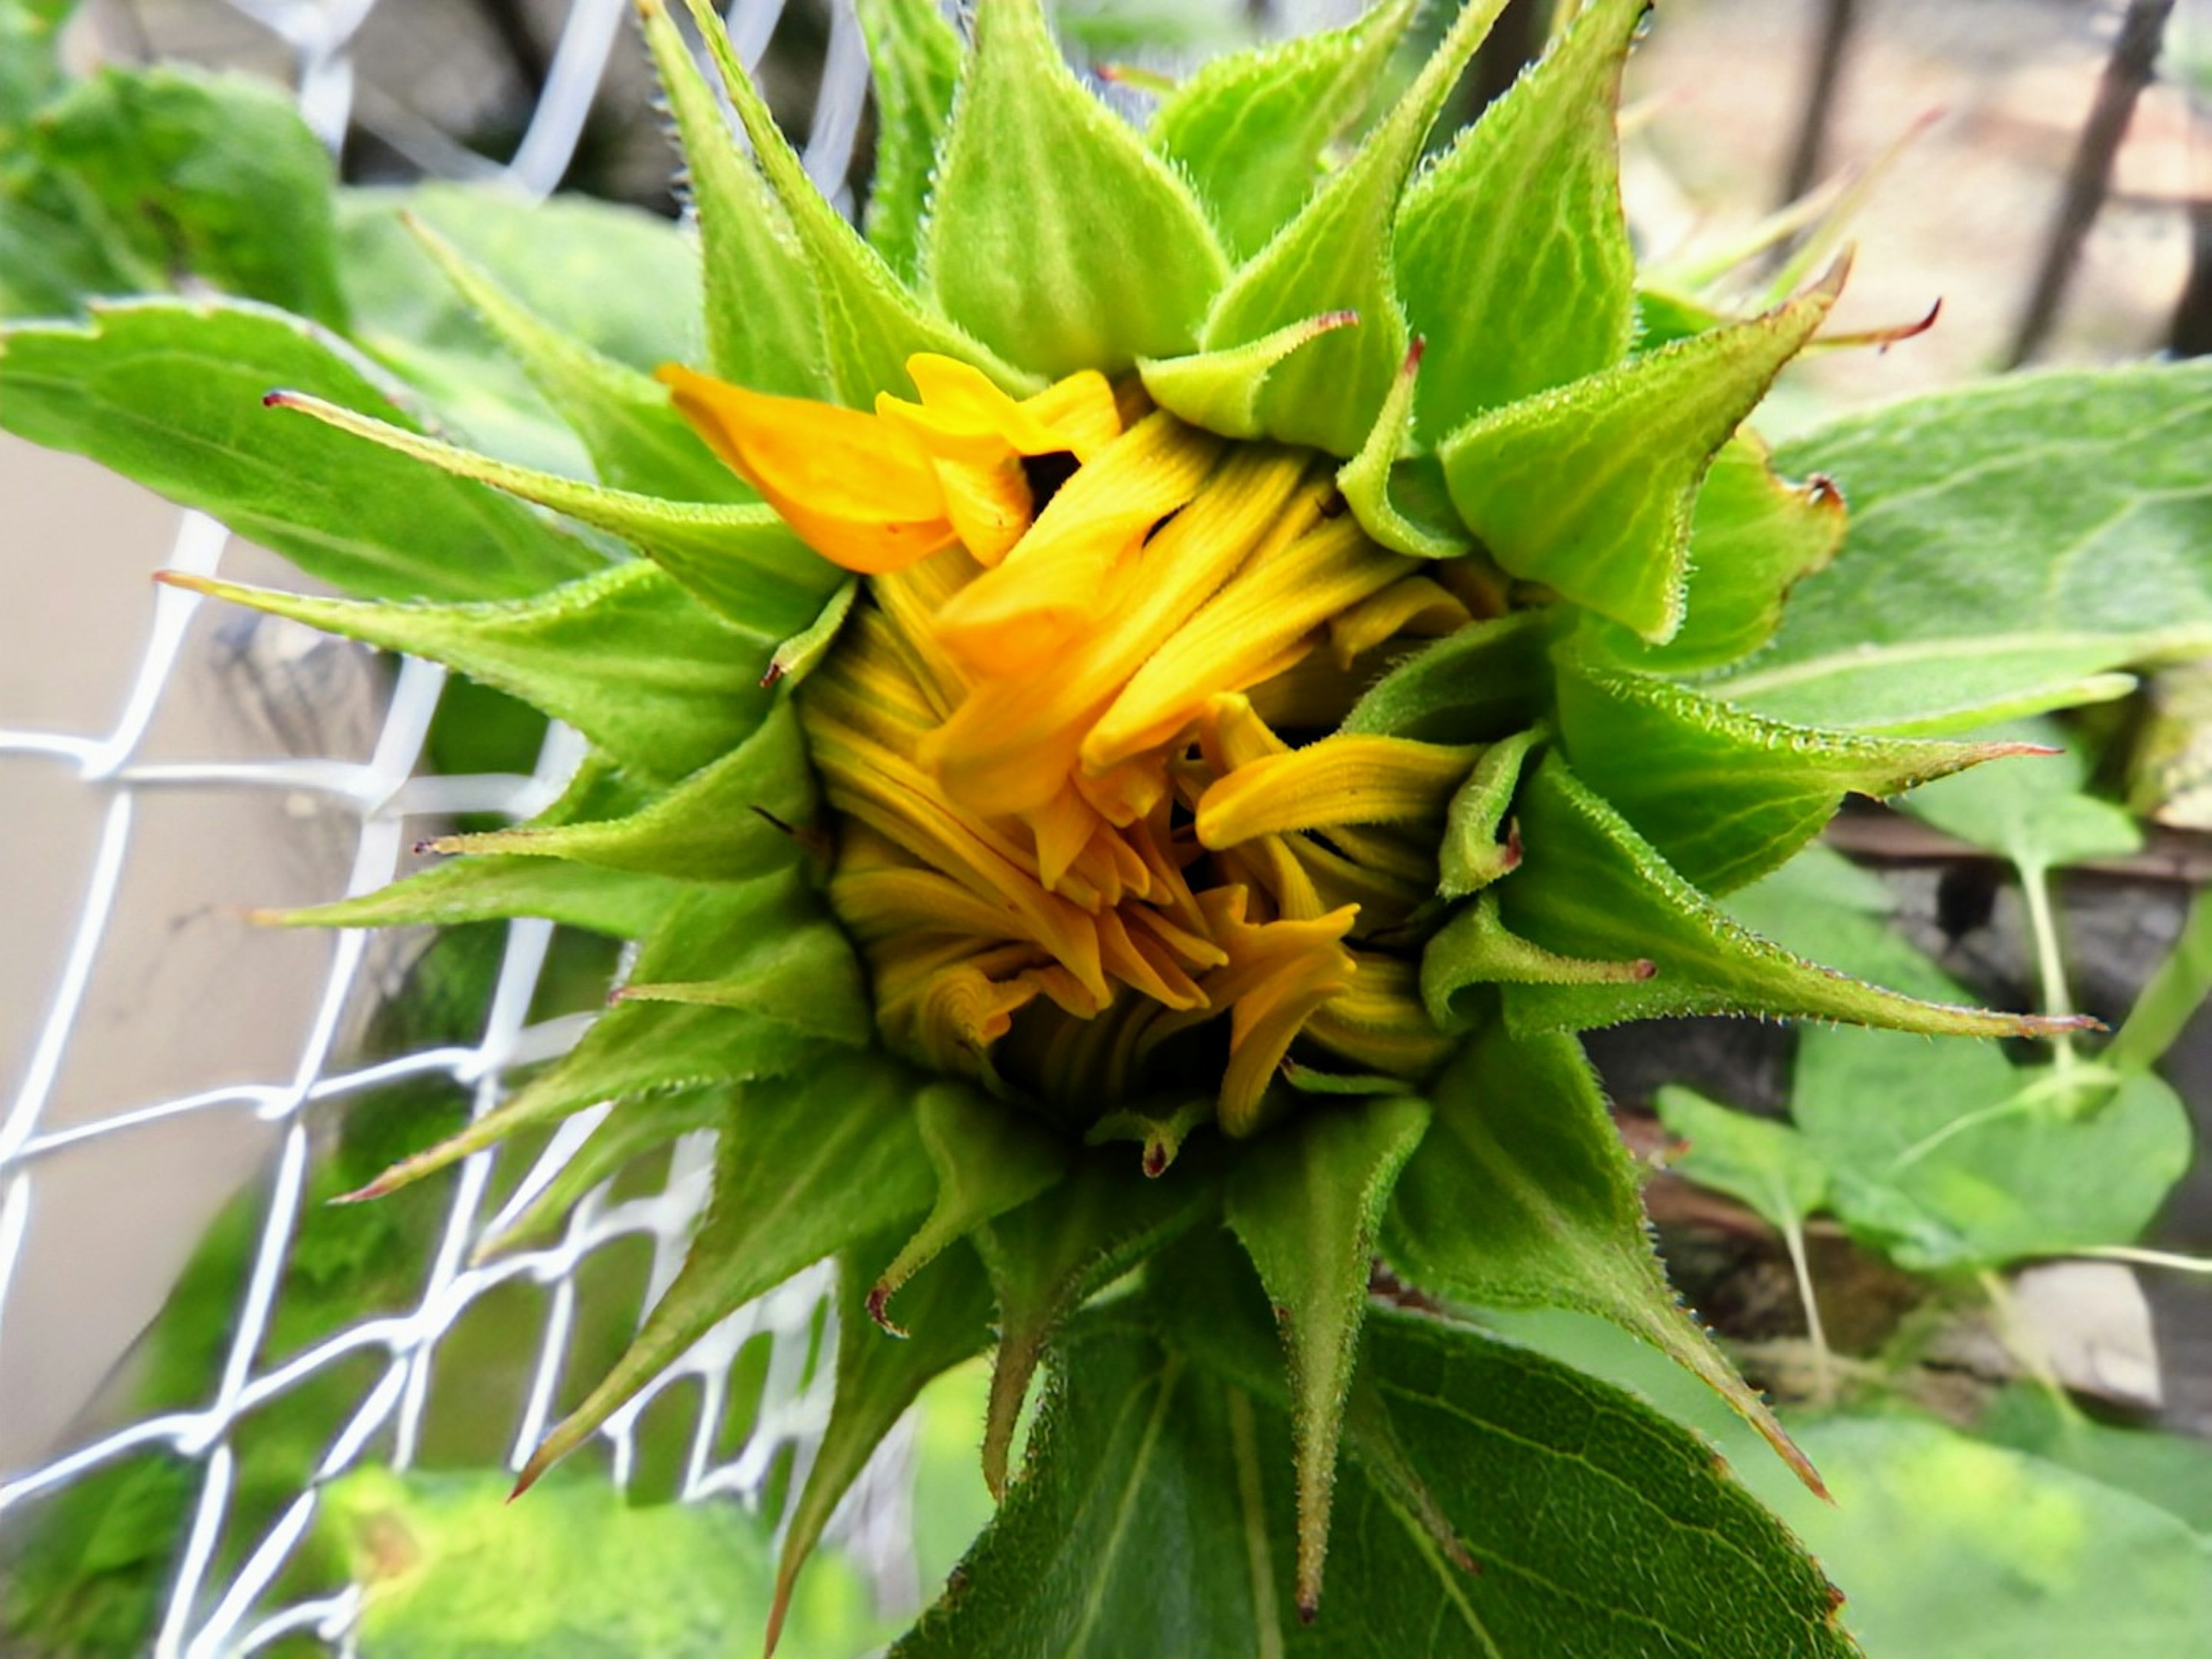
left=319, top=1467, right=890, bottom=1658
left=1753, top=1415, right=2212, bottom=1659
left=899, top=1308, right=1858, bottom=1658
left=1226, top=1094, right=1431, bottom=1615
left=1149, top=2, right=1412, bottom=261
left=1724, top=853, right=2194, bottom=1271
left=1976, top=1385, right=2212, bottom=1536
left=928, top=0, right=1228, bottom=376
left=0, top=297, right=602, bottom=601
left=1380, top=1017, right=1817, bottom=1494
left=515, top=1050, right=934, bottom=1491
left=1395, top=0, right=1639, bottom=438
left=1711, top=361, right=2212, bottom=732
left=24, top=63, right=346, bottom=327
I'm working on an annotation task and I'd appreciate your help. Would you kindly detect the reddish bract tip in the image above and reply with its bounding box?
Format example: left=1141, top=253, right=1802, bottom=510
left=760, top=661, right=787, bottom=688
left=1142, top=1141, right=1169, bottom=1178
left=865, top=1282, right=907, bottom=1337
left=1402, top=335, right=1427, bottom=376
left=261, top=388, right=302, bottom=410
left=1296, top=1597, right=1319, bottom=1627
left=1629, top=959, right=1658, bottom=982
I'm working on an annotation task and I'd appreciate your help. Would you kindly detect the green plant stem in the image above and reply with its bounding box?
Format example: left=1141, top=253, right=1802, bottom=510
left=2019, top=858, right=2078, bottom=1071
left=2107, top=886, right=2212, bottom=1073
left=2070, top=1245, right=2212, bottom=1276
left=1770, top=1182, right=1834, bottom=1407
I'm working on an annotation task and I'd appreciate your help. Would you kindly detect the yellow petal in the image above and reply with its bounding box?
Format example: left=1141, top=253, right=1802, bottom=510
left=658, top=365, right=954, bottom=573
left=1196, top=733, right=1481, bottom=849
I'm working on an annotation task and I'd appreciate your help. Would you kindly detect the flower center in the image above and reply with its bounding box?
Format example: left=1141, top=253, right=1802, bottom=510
left=665, top=355, right=1489, bottom=1138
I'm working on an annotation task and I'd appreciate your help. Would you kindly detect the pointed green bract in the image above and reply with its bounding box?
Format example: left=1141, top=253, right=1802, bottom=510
left=1225, top=1094, right=1431, bottom=1618
left=434, top=702, right=819, bottom=883
left=681, top=0, right=1033, bottom=403
left=1440, top=267, right=1842, bottom=640
left=972, top=1149, right=1221, bottom=1497
left=272, top=855, right=687, bottom=941
left=1149, top=1, right=1413, bottom=261
left=1196, top=0, right=1511, bottom=455
left=1138, top=310, right=1357, bottom=440
left=618, top=919, right=872, bottom=1049
left=1555, top=646, right=2036, bottom=893
left=928, top=0, right=1227, bottom=377
left=167, top=564, right=771, bottom=785
left=1339, top=609, right=1552, bottom=744
left=637, top=0, right=827, bottom=399
left=770, top=1238, right=995, bottom=1657
left=872, top=1085, right=1071, bottom=1332
left=264, top=389, right=834, bottom=642
left=1483, top=754, right=2081, bottom=1038
left=0, top=298, right=601, bottom=601
left=403, top=215, right=748, bottom=502
left=1337, top=342, right=1474, bottom=558
left=475, top=1087, right=730, bottom=1260
left=853, top=0, right=963, bottom=283
left=514, top=1054, right=934, bottom=1494
left=1439, top=726, right=1541, bottom=896
left=1396, top=0, right=1641, bottom=440
left=1590, top=430, right=1846, bottom=673
left=344, top=876, right=855, bottom=1202
left=1378, top=1018, right=1821, bottom=1495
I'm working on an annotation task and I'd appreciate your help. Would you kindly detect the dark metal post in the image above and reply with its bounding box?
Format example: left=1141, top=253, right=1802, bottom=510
left=1778, top=0, right=1863, bottom=209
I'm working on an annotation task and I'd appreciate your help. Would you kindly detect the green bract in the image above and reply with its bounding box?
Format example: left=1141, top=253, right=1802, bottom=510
left=2, top=1, right=2135, bottom=1652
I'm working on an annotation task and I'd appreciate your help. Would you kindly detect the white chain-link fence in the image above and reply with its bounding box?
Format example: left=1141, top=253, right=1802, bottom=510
left=0, top=4, right=883, bottom=1652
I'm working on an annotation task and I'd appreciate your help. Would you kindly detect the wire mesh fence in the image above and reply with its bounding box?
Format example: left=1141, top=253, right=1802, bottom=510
left=0, top=3, right=881, bottom=1652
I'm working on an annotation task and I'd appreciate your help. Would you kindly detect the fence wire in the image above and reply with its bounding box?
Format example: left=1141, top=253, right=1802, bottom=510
left=0, top=3, right=881, bottom=1653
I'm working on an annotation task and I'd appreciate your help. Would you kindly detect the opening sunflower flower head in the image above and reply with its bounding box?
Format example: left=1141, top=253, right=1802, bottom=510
left=145, top=0, right=2091, bottom=1639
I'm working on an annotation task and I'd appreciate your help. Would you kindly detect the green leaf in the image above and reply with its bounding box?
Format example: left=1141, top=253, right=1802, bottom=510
left=972, top=1147, right=1221, bottom=1497
left=1554, top=645, right=2033, bottom=893
left=872, top=1085, right=1071, bottom=1331
left=516, top=1050, right=934, bottom=1492
left=1149, top=1, right=1412, bottom=261
left=319, top=1465, right=890, bottom=1658
left=927, top=0, right=1228, bottom=377
left=1726, top=857, right=2193, bottom=1271
left=0, top=297, right=602, bottom=602
left=1395, top=0, right=1639, bottom=439
left=1380, top=1018, right=1821, bottom=1495
left=772, top=1236, right=997, bottom=1656
left=1976, top=1384, right=2212, bottom=1536
left=1900, top=719, right=2142, bottom=874
left=401, top=215, right=747, bottom=502
left=1471, top=753, right=2070, bottom=1039
left=1338, top=609, right=1552, bottom=743
left=1193, top=0, right=1510, bottom=455
left=1654, top=1086, right=1832, bottom=1233
left=432, top=702, right=818, bottom=882
left=1711, top=361, right=2212, bottom=732
left=681, top=0, right=1032, bottom=403
left=1589, top=430, right=1846, bottom=673
left=262, top=387, right=836, bottom=641
left=1226, top=1094, right=1430, bottom=1617
left=27, top=63, right=346, bottom=327
left=1336, top=339, right=1475, bottom=558
left=893, top=1327, right=1279, bottom=1658
left=902, top=1309, right=1858, bottom=1658
left=170, top=562, right=772, bottom=785
left=854, top=0, right=963, bottom=283
left=637, top=0, right=827, bottom=399
left=1438, top=265, right=1840, bottom=641
left=1753, top=1414, right=2212, bottom=1659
